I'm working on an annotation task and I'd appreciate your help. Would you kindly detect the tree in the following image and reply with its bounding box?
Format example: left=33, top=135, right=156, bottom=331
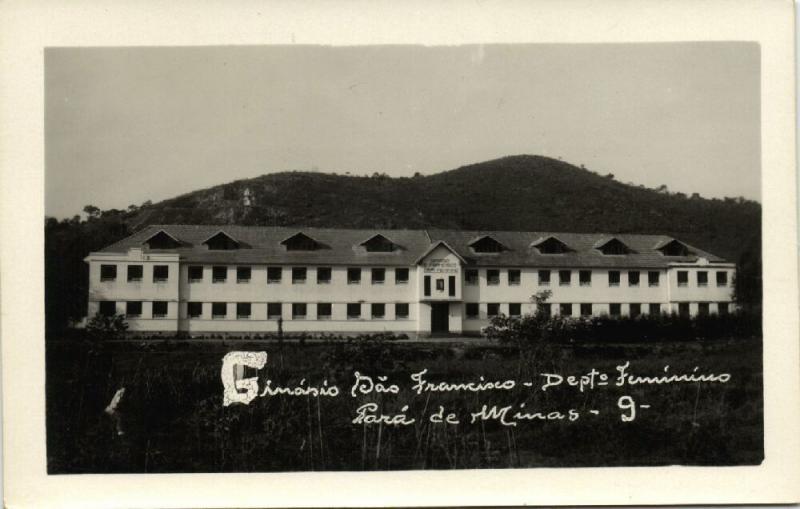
left=83, top=205, right=100, bottom=218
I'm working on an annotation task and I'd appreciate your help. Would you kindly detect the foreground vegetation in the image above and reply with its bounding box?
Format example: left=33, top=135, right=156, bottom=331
left=46, top=333, right=763, bottom=473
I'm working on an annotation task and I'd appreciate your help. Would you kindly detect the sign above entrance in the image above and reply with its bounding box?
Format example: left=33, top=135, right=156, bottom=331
left=422, top=258, right=459, bottom=274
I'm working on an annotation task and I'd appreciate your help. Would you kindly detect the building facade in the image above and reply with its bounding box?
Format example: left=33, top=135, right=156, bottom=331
left=85, top=225, right=737, bottom=337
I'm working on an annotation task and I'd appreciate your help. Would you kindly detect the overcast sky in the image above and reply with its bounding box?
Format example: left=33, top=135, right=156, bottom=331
left=45, top=43, right=760, bottom=219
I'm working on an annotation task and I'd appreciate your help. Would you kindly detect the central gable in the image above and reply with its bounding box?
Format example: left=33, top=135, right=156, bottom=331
left=415, top=241, right=465, bottom=273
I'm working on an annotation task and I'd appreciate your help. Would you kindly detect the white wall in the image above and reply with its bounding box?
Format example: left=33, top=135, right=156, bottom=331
left=85, top=248, right=738, bottom=336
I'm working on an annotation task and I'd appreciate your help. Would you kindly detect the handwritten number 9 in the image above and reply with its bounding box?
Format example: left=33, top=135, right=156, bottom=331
left=618, top=395, right=636, bottom=422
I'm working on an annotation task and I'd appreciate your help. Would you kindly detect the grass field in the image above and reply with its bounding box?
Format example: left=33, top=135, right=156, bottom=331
left=46, top=336, right=763, bottom=473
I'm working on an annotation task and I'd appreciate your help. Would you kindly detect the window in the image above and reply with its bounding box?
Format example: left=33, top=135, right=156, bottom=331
left=212, top=302, right=226, bottom=319
left=153, top=265, right=169, bottom=282
left=267, top=267, right=282, bottom=283
left=697, top=271, right=708, bottom=287
left=559, top=270, right=571, bottom=286
left=371, top=303, right=385, bottom=319
left=237, top=302, right=252, bottom=319
left=465, top=269, right=479, bottom=285
left=282, top=232, right=318, bottom=251
left=677, top=271, right=689, bottom=287
left=609, top=303, right=621, bottom=317
left=347, top=303, right=361, bottom=319
left=648, top=271, right=660, bottom=287
left=509, top=303, right=522, bottom=317
left=436, top=278, right=445, bottom=292
left=127, top=265, right=143, bottom=282
left=205, top=232, right=239, bottom=250
left=395, top=303, right=409, bottom=319
left=465, top=303, right=479, bottom=319
left=718, top=302, right=730, bottom=315
left=145, top=230, right=181, bottom=249
left=658, top=239, right=691, bottom=257
left=508, top=270, right=521, bottom=285
left=487, top=303, right=500, bottom=317
left=649, top=303, right=661, bottom=315
left=317, top=267, right=332, bottom=284
left=424, top=276, right=431, bottom=296
left=188, top=302, right=202, bottom=318
left=678, top=302, right=690, bottom=317
left=363, top=234, right=395, bottom=252
left=212, top=266, right=227, bottom=283
left=99, top=301, right=116, bottom=316
left=188, top=265, right=203, bottom=282
left=580, top=303, right=592, bottom=316
left=487, top=269, right=500, bottom=285
left=471, top=236, right=506, bottom=253
left=698, top=302, right=710, bottom=315
left=608, top=271, right=620, bottom=287
left=371, top=268, right=385, bottom=284
left=716, top=271, right=728, bottom=287
left=448, top=276, right=456, bottom=297
left=292, top=267, right=307, bottom=284
left=267, top=303, right=282, bottom=319
left=153, top=301, right=168, bottom=318
left=534, top=237, right=570, bottom=254
left=598, top=238, right=632, bottom=255
left=560, top=303, right=572, bottom=316
left=236, top=266, right=251, bottom=283
left=538, top=303, right=551, bottom=317
left=317, top=303, right=332, bottom=320
left=579, top=270, right=591, bottom=286
left=100, top=264, right=117, bottom=282
left=292, top=303, right=307, bottom=319
left=628, top=271, right=640, bottom=287
left=347, top=267, right=361, bottom=284
left=395, top=268, right=409, bottom=284
left=538, top=270, right=551, bottom=285
left=630, top=303, right=642, bottom=318
left=126, top=301, right=142, bottom=318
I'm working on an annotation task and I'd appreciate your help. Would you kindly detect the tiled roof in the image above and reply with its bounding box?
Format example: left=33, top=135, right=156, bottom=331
left=98, top=225, right=728, bottom=268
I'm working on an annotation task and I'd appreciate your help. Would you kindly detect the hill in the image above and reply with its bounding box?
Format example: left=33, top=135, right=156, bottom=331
left=128, top=155, right=759, bottom=262
left=45, top=155, right=762, bottom=332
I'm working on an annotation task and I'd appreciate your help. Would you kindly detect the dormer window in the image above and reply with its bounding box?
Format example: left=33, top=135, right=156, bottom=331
left=143, top=230, right=182, bottom=249
left=469, top=235, right=506, bottom=254
left=595, top=237, right=634, bottom=255
left=657, top=239, right=693, bottom=257
left=531, top=236, right=571, bottom=255
left=203, top=231, right=239, bottom=251
left=361, top=234, right=396, bottom=253
left=281, top=232, right=319, bottom=251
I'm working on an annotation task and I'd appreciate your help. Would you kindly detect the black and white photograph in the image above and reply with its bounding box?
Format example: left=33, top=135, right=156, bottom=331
left=43, top=42, right=764, bottom=473
left=2, top=1, right=799, bottom=508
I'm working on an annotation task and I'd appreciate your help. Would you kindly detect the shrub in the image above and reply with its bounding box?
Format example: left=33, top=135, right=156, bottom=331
left=85, top=312, right=129, bottom=340
left=484, top=310, right=761, bottom=345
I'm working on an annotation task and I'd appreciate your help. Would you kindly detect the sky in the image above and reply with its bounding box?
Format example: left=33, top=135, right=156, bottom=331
left=45, top=43, right=760, bottom=219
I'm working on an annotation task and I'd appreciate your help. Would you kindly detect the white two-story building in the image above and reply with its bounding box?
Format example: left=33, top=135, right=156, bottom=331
left=85, top=225, right=736, bottom=337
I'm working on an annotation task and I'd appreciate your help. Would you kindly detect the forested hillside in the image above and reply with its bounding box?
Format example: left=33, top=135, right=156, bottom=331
left=45, top=155, right=761, bottom=331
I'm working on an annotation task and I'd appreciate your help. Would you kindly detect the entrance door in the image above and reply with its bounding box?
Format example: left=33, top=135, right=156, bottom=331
left=431, top=303, right=449, bottom=333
